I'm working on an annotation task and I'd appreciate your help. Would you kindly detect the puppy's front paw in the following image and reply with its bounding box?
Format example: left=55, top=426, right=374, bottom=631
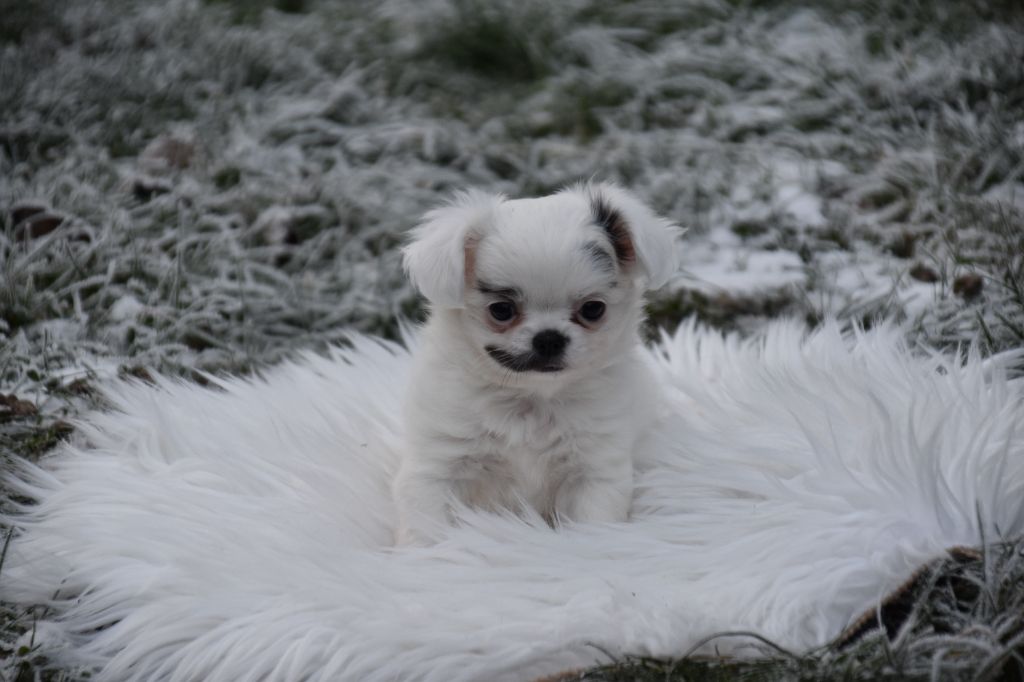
left=393, top=524, right=431, bottom=547
left=556, top=476, right=632, bottom=525
left=393, top=518, right=446, bottom=544
left=393, top=464, right=452, bottom=546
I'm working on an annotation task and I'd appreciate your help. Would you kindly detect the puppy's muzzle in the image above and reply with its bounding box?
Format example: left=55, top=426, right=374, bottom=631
left=485, top=330, right=570, bottom=373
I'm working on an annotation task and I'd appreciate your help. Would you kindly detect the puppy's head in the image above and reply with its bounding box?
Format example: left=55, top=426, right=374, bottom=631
left=404, top=183, right=680, bottom=383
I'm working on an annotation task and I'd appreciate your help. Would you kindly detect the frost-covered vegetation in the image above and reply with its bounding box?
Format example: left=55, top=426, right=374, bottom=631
left=2, top=0, right=1023, bottom=679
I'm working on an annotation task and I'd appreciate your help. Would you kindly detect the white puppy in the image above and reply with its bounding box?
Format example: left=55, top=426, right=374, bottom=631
left=394, top=183, right=680, bottom=545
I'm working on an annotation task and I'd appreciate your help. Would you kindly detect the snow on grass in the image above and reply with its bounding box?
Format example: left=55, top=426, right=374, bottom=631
left=1, top=0, right=1023, bottom=678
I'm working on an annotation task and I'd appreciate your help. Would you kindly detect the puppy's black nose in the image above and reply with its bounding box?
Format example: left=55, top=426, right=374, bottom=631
left=532, top=330, right=569, bottom=359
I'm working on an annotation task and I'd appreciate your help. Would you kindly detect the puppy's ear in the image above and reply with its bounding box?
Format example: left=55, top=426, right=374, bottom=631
left=585, top=183, right=682, bottom=289
left=403, top=190, right=504, bottom=307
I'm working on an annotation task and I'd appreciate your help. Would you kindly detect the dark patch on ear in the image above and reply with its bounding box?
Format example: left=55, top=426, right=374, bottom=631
left=583, top=241, right=615, bottom=273
left=592, top=195, right=635, bottom=266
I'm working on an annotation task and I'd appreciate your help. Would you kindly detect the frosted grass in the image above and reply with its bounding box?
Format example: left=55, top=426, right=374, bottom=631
left=2, top=0, right=1023, bottom=678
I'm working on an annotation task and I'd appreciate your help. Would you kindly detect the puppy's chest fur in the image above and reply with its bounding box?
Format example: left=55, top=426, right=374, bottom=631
left=449, top=388, right=621, bottom=516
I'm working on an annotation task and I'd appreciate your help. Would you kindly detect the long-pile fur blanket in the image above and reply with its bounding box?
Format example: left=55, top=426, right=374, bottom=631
left=3, top=320, right=1023, bottom=681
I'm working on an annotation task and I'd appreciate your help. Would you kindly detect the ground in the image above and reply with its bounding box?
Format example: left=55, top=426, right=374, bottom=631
left=1, top=0, right=1023, bottom=679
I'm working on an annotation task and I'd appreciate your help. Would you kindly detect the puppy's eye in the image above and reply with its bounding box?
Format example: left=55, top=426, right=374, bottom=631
left=488, top=301, right=517, bottom=322
left=579, top=300, right=606, bottom=322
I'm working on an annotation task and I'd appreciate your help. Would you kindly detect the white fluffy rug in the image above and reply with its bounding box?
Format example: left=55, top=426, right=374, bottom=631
left=4, top=321, right=1024, bottom=681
